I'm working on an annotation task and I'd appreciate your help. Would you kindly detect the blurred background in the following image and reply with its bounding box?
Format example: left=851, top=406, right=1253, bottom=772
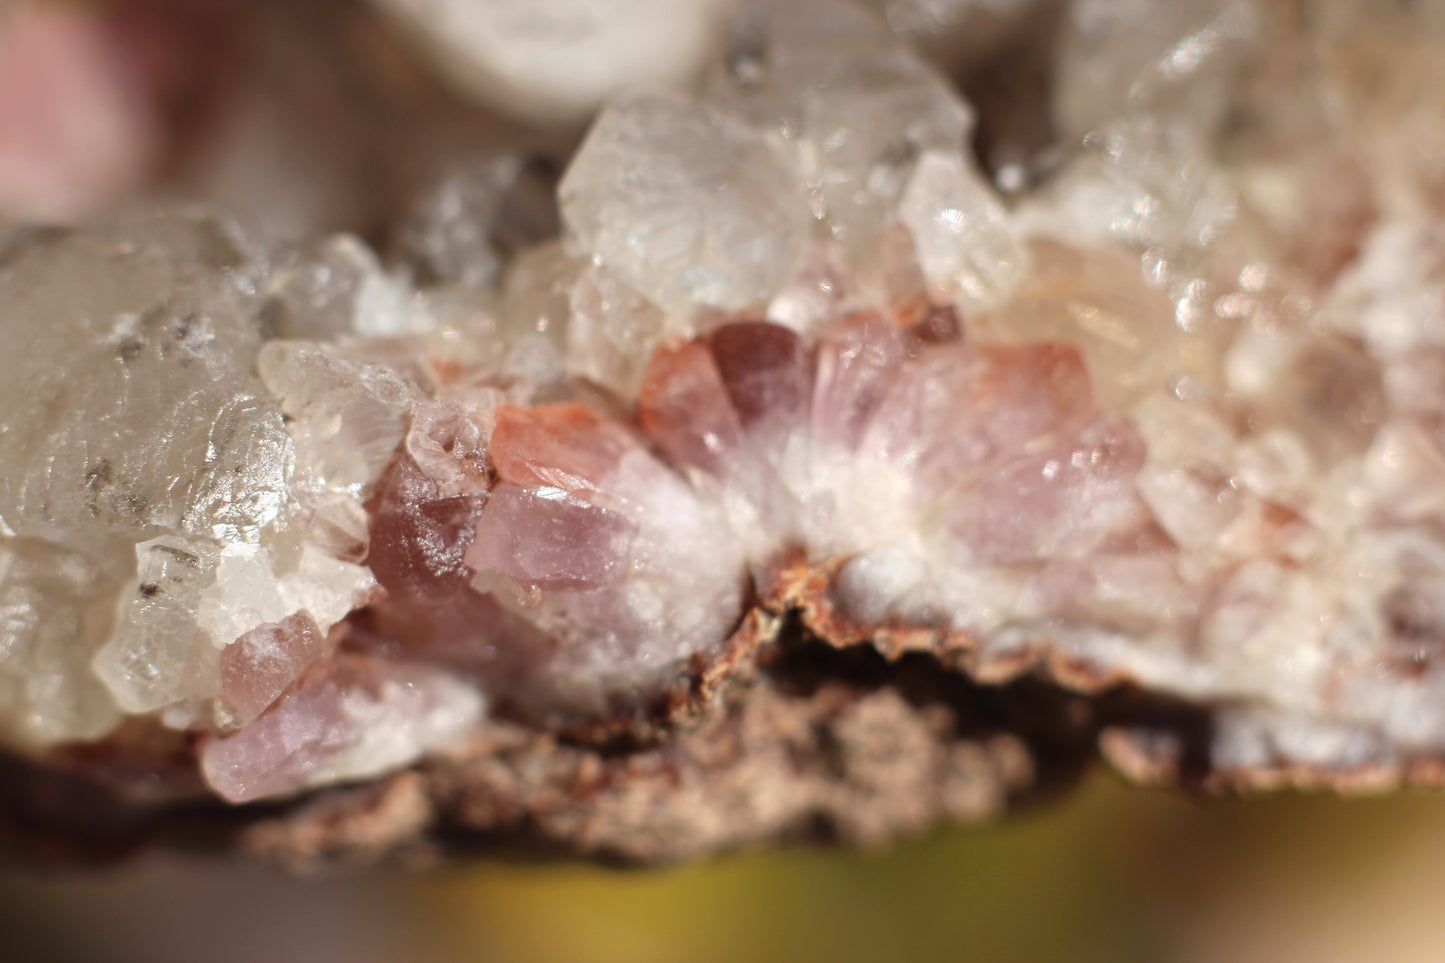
left=7, top=774, right=1445, bottom=963
left=7, top=1, right=1445, bottom=960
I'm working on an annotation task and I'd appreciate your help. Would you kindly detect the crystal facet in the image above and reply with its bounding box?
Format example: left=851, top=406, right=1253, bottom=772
left=559, top=91, right=811, bottom=313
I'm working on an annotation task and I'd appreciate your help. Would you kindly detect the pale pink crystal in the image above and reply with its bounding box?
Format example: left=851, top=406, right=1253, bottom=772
left=218, top=612, right=328, bottom=728
left=937, top=418, right=1148, bottom=566
left=810, top=312, right=909, bottom=450
left=487, top=403, right=655, bottom=504
left=706, top=322, right=814, bottom=442
left=634, top=313, right=1148, bottom=630
left=639, top=340, right=747, bottom=476
left=365, top=452, right=504, bottom=669
left=466, top=484, right=633, bottom=591
left=200, top=655, right=482, bottom=803
left=464, top=402, right=746, bottom=714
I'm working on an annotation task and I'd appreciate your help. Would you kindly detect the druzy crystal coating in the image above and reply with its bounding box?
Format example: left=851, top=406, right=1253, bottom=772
left=3, top=0, right=1444, bottom=802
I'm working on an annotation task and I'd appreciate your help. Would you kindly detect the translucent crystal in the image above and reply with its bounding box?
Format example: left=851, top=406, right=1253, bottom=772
left=495, top=241, right=583, bottom=352
left=0, top=212, right=285, bottom=542
left=0, top=213, right=385, bottom=744
left=558, top=91, right=811, bottom=312
left=1054, top=0, right=1255, bottom=141
left=1328, top=220, right=1445, bottom=358
left=1017, top=115, right=1236, bottom=260
left=257, top=339, right=415, bottom=558
left=1225, top=327, right=1384, bottom=464
left=218, top=613, right=326, bottom=728
left=366, top=439, right=503, bottom=669
left=974, top=239, right=1223, bottom=412
left=393, top=154, right=561, bottom=291
left=0, top=536, right=124, bottom=747
left=764, top=242, right=855, bottom=336
left=93, top=534, right=223, bottom=714
left=706, top=0, right=974, bottom=245
left=469, top=404, right=746, bottom=713
left=897, top=149, right=1026, bottom=310
left=565, top=262, right=672, bottom=396
left=262, top=234, right=425, bottom=341
left=1131, top=395, right=1250, bottom=552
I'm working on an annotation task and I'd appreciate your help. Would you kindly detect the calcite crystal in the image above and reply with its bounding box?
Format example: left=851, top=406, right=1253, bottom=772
left=5, top=0, right=1445, bottom=856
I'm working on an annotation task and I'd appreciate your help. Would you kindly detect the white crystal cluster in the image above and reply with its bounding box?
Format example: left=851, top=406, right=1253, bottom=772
left=0, top=213, right=480, bottom=799
left=4, top=0, right=1445, bottom=800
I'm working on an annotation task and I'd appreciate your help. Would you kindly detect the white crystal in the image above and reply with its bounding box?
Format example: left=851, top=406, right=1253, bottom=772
left=94, top=534, right=223, bottom=714
left=1016, top=116, right=1236, bottom=259
left=496, top=240, right=584, bottom=348
left=257, top=340, right=415, bottom=497
left=559, top=91, right=811, bottom=313
left=1329, top=219, right=1445, bottom=358
left=897, top=149, right=1026, bottom=309
left=393, top=154, right=560, bottom=291
left=263, top=234, right=426, bottom=341
left=706, top=0, right=974, bottom=245
left=0, top=536, right=124, bottom=747
left=0, top=214, right=383, bottom=739
left=0, top=213, right=286, bottom=542
left=566, top=261, right=673, bottom=396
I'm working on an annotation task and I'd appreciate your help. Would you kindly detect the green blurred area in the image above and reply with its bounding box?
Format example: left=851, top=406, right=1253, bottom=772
left=6, top=773, right=1445, bottom=963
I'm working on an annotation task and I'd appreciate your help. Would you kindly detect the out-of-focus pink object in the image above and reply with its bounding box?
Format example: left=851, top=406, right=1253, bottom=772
left=0, top=4, right=163, bottom=223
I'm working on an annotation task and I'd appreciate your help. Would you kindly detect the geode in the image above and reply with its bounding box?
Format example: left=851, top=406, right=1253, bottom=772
left=2, top=0, right=1444, bottom=865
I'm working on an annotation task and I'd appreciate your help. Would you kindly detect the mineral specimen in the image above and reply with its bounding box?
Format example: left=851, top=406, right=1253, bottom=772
left=5, top=0, right=1445, bottom=861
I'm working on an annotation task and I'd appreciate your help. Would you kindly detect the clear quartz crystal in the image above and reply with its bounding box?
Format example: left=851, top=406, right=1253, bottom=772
left=0, top=212, right=284, bottom=542
left=262, top=233, right=425, bottom=341
left=0, top=212, right=372, bottom=751
left=558, top=90, right=811, bottom=313
left=566, top=261, right=673, bottom=396
left=1054, top=0, right=1255, bottom=141
left=897, top=149, right=1026, bottom=310
left=706, top=0, right=974, bottom=245
left=257, top=339, right=415, bottom=559
left=393, top=153, right=561, bottom=291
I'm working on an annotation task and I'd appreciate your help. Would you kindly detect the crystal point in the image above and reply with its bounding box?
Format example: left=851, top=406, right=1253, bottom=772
left=559, top=91, right=810, bottom=312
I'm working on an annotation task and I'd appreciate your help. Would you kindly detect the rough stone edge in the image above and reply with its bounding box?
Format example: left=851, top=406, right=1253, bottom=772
left=3, top=559, right=1433, bottom=873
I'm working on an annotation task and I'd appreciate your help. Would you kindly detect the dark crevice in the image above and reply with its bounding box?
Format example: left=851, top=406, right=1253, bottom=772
left=956, top=0, right=1068, bottom=193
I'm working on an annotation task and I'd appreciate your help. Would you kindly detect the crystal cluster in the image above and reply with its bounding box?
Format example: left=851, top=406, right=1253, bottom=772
left=4, top=0, right=1445, bottom=803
